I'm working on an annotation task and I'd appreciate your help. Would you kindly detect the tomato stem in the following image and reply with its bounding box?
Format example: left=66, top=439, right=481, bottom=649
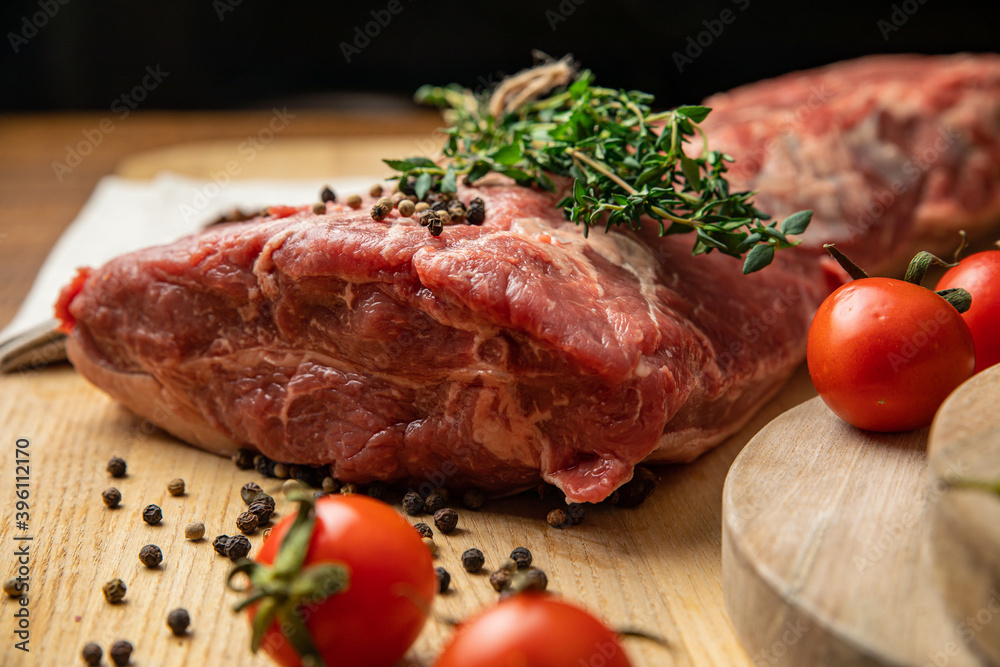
left=823, top=244, right=868, bottom=280
left=936, top=287, right=973, bottom=314
left=904, top=251, right=958, bottom=286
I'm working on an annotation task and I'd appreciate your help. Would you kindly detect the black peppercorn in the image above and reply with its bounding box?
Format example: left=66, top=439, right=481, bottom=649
left=167, top=607, right=190, bottom=636
left=371, top=203, right=390, bottom=222
left=82, top=642, right=102, bottom=665
left=567, top=503, right=585, bottom=525
left=232, top=448, right=255, bottom=470
left=102, top=578, right=127, bottom=604
left=254, top=453, right=274, bottom=478
left=616, top=466, right=658, bottom=508
left=461, top=548, right=485, bottom=573
left=320, top=186, right=337, bottom=203
left=462, top=488, right=486, bottom=510
left=489, top=568, right=512, bottom=592
left=102, top=487, right=122, bottom=508
left=414, top=522, right=433, bottom=539
left=433, top=508, right=459, bottom=534
left=142, top=504, right=162, bottom=526
left=466, top=198, right=486, bottom=225
left=236, top=511, right=259, bottom=535
left=167, top=478, right=185, bottom=496
left=247, top=501, right=274, bottom=525
left=435, top=567, right=451, bottom=594
left=138, top=544, right=163, bottom=568
left=109, top=639, right=132, bottom=666
left=225, top=535, right=251, bottom=560
left=510, top=547, right=532, bottom=569
left=3, top=578, right=21, bottom=598
left=366, top=481, right=388, bottom=500
left=107, top=456, right=127, bottom=478
left=241, top=482, right=262, bottom=504
left=402, top=491, right=424, bottom=516
left=424, top=492, right=446, bottom=514
left=212, top=535, right=231, bottom=556
left=547, top=509, right=570, bottom=528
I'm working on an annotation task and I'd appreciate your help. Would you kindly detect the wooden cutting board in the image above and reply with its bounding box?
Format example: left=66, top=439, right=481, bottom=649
left=0, top=137, right=822, bottom=667
left=722, top=365, right=1000, bottom=666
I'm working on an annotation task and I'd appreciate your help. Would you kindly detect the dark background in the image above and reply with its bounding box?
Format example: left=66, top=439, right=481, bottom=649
left=1, top=0, right=998, bottom=112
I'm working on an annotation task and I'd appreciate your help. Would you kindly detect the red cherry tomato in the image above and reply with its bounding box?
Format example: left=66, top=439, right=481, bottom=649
left=250, top=495, right=435, bottom=667
left=935, top=250, right=1000, bottom=373
left=807, top=278, right=975, bottom=431
left=434, top=593, right=632, bottom=667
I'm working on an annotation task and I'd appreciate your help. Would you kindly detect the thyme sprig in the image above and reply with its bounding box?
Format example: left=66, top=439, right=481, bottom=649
left=386, top=67, right=812, bottom=274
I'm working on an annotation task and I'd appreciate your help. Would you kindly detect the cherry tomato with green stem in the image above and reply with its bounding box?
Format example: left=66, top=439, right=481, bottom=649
left=936, top=250, right=1000, bottom=373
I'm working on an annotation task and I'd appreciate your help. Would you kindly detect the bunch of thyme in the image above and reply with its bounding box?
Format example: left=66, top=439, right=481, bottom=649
left=385, top=66, right=812, bottom=274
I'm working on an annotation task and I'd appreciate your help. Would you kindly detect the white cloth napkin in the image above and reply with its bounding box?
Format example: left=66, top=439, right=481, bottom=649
left=0, top=172, right=379, bottom=342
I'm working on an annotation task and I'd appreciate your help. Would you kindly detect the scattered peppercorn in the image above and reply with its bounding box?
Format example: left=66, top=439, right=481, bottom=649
left=109, top=640, right=132, bottom=666
left=236, top=511, right=259, bottom=535
left=369, top=183, right=384, bottom=198
left=241, top=482, right=262, bottom=505
left=461, top=548, right=485, bottom=573
left=435, top=567, right=451, bottom=594
left=605, top=489, right=621, bottom=505
left=366, top=481, right=388, bottom=500
left=102, top=487, right=122, bottom=508
left=616, top=466, right=658, bottom=508
left=254, top=454, right=274, bottom=478
left=435, top=210, right=452, bottom=225
left=167, top=478, right=185, bottom=496
left=291, top=465, right=324, bottom=488
left=547, top=508, right=569, bottom=528
left=212, top=535, right=230, bottom=556
left=245, top=502, right=272, bottom=527
left=232, top=448, right=255, bottom=470
left=167, top=607, right=191, bottom=636
left=3, top=577, right=21, bottom=598
left=510, top=547, right=532, bottom=569
left=142, top=504, right=163, bottom=526
left=225, top=535, right=251, bottom=560
left=312, top=202, right=326, bottom=214
left=424, top=492, right=446, bottom=514
left=390, top=191, right=407, bottom=205
left=346, top=194, right=362, bottom=209
left=82, top=642, right=102, bottom=665
left=321, top=476, right=339, bottom=494
left=282, top=479, right=304, bottom=496
left=434, top=508, right=459, bottom=534
left=184, top=521, right=205, bottom=541
left=138, top=544, right=163, bottom=568
left=320, top=186, right=337, bottom=203
left=511, top=568, right=548, bottom=596
left=102, top=578, right=127, bottom=604
left=397, top=199, right=416, bottom=217
left=402, top=491, right=424, bottom=516
left=107, top=456, right=127, bottom=478
left=272, top=462, right=289, bottom=480
left=339, top=482, right=358, bottom=495
left=567, top=503, right=586, bottom=525
left=371, top=203, right=390, bottom=222
left=447, top=201, right=467, bottom=222
left=376, top=196, right=394, bottom=210
left=467, top=197, right=486, bottom=224
left=422, top=537, right=439, bottom=557
left=414, top=201, right=430, bottom=213
left=462, top=488, right=486, bottom=510
left=489, top=567, right=512, bottom=592
left=414, top=522, right=433, bottom=539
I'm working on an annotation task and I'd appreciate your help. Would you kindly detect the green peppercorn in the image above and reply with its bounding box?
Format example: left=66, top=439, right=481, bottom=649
left=167, top=478, right=185, bottom=496
left=414, top=201, right=430, bottom=214
left=371, top=203, right=390, bottom=222
left=167, top=607, right=190, bottom=636
left=102, top=487, right=122, bottom=508
left=369, top=183, right=384, bottom=198
left=424, top=492, right=446, bottom=514
left=402, top=491, right=424, bottom=516
left=236, top=511, right=259, bottom=535
left=391, top=191, right=407, bottom=205
left=510, top=546, right=532, bottom=569
left=321, top=476, right=339, bottom=494
left=376, top=196, right=394, bottom=210
left=462, top=488, right=486, bottom=510
left=232, top=448, right=255, bottom=470
left=225, top=535, right=251, bottom=560
left=421, top=537, right=439, bottom=557
left=461, top=548, right=485, bottom=573
left=82, top=642, right=102, bottom=665
left=107, top=456, right=127, bottom=478
left=435, top=210, right=452, bottom=225
left=320, top=186, right=337, bottom=203
left=272, top=462, right=289, bottom=480
left=184, top=521, right=205, bottom=541
left=435, top=566, right=451, bottom=594
left=109, top=639, right=132, bottom=666
left=346, top=194, right=362, bottom=209
left=138, top=544, right=163, bottom=568
left=414, top=522, right=433, bottom=539
left=241, top=482, right=262, bottom=505
left=142, top=504, right=162, bottom=525
left=3, top=577, right=21, bottom=598
left=282, top=479, right=305, bottom=496
left=398, top=199, right=416, bottom=217
left=433, top=508, right=458, bottom=534
left=489, top=567, right=511, bottom=592
left=312, top=202, right=326, bottom=214
left=102, top=578, right=127, bottom=604
left=447, top=201, right=467, bottom=222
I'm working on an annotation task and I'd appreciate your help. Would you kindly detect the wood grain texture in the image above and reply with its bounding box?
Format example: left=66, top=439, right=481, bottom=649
left=722, top=394, right=988, bottom=666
